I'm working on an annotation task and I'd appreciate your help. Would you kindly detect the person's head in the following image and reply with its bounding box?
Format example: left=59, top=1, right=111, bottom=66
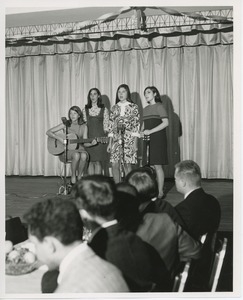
left=115, top=84, right=133, bottom=104
left=68, top=105, right=84, bottom=125
left=115, top=182, right=142, bottom=232
left=23, top=197, right=83, bottom=270
left=86, top=88, right=104, bottom=109
left=144, top=86, right=162, bottom=104
left=174, top=160, right=202, bottom=194
left=125, top=167, right=158, bottom=203
left=72, top=175, right=117, bottom=224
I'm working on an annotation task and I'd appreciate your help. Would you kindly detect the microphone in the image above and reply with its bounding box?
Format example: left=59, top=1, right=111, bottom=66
left=61, top=117, right=71, bottom=127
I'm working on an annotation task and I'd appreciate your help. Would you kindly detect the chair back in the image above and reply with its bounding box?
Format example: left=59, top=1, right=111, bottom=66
left=208, top=237, right=228, bottom=292
left=172, top=260, right=191, bottom=292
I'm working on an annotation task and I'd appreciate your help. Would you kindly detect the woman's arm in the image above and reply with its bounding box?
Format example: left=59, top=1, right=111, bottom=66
left=83, top=124, right=97, bottom=147
left=46, top=123, right=65, bottom=143
left=103, top=107, right=110, bottom=133
left=143, top=118, right=169, bottom=135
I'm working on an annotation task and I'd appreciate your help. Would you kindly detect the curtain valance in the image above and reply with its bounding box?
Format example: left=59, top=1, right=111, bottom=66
left=6, top=24, right=233, bottom=58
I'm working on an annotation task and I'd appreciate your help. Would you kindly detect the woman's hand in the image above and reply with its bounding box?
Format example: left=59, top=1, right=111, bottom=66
left=143, top=129, right=151, bottom=136
left=91, top=139, right=97, bottom=146
left=107, top=142, right=112, bottom=153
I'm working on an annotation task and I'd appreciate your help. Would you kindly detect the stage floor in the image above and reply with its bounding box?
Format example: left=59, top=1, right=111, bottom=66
left=5, top=176, right=233, bottom=232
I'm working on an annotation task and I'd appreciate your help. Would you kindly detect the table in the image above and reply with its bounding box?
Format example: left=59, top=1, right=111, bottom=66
left=5, top=264, right=48, bottom=294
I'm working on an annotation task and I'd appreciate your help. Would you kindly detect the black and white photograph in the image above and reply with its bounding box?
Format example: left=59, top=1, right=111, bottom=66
left=1, top=0, right=241, bottom=298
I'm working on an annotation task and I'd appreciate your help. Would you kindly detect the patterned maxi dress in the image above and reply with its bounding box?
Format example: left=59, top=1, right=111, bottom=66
left=108, top=102, right=140, bottom=164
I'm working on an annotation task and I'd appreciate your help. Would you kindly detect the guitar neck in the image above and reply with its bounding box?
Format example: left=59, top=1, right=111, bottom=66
left=69, top=138, right=93, bottom=144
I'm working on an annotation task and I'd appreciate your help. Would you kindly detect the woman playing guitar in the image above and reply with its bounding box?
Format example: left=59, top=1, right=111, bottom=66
left=46, top=106, right=97, bottom=186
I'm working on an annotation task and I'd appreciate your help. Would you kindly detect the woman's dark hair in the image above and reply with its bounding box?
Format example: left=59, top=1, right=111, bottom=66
left=125, top=167, right=158, bottom=202
left=144, top=86, right=162, bottom=103
left=85, top=88, right=104, bottom=109
left=68, top=106, right=85, bottom=125
left=115, top=84, right=133, bottom=104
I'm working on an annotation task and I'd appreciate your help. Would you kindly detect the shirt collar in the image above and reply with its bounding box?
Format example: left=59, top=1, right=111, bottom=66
left=57, top=242, right=86, bottom=285
left=101, top=219, right=118, bottom=228
left=184, top=187, right=201, bottom=199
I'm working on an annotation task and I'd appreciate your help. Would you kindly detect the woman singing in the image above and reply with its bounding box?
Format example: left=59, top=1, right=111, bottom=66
left=46, top=106, right=96, bottom=185
left=142, top=86, right=169, bottom=199
left=82, top=88, right=109, bottom=175
left=107, top=84, right=140, bottom=183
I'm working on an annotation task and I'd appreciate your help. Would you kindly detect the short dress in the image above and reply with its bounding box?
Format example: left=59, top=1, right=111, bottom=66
left=143, top=102, right=168, bottom=165
left=82, top=106, right=109, bottom=162
left=59, top=122, right=88, bottom=163
left=108, top=102, right=140, bottom=164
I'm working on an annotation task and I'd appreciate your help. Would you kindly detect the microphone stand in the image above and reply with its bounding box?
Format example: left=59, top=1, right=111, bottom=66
left=117, top=122, right=125, bottom=183
left=58, top=118, right=70, bottom=195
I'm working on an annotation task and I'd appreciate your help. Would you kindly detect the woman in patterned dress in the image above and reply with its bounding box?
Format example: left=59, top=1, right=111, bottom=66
left=142, top=86, right=169, bottom=198
left=46, top=106, right=97, bottom=185
left=107, top=84, right=140, bottom=183
left=82, top=88, right=109, bottom=175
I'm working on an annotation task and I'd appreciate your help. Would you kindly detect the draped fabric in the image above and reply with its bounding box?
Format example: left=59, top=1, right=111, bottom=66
left=5, top=33, right=233, bottom=178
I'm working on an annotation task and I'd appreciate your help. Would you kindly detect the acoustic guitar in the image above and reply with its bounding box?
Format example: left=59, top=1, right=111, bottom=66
left=47, top=132, right=109, bottom=155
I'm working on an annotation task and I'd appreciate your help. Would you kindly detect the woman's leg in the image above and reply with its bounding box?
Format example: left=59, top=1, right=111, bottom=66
left=88, top=162, right=95, bottom=175
left=124, top=163, right=132, bottom=177
left=94, top=161, right=102, bottom=175
left=154, top=164, right=165, bottom=198
left=77, top=152, right=88, bottom=180
left=112, top=162, right=120, bottom=183
left=70, top=152, right=81, bottom=184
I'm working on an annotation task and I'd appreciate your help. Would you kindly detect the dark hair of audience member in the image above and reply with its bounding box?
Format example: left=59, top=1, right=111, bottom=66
left=23, top=197, right=83, bottom=245
left=115, top=182, right=143, bottom=232
left=72, top=175, right=117, bottom=220
left=125, top=167, right=158, bottom=203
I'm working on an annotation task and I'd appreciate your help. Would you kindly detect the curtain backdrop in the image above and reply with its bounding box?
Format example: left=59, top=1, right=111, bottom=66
left=5, top=36, right=233, bottom=178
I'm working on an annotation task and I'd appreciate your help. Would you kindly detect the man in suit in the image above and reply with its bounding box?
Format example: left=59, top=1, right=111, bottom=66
left=174, top=160, right=221, bottom=240
left=23, top=197, right=129, bottom=293
left=72, top=175, right=173, bottom=292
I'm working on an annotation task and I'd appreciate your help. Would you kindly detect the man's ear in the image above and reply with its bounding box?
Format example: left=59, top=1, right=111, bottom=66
left=43, top=236, right=59, bottom=254
left=79, top=209, right=93, bottom=221
left=180, top=177, right=186, bottom=188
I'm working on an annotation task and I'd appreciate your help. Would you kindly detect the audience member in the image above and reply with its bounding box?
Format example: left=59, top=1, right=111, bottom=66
left=72, top=175, right=173, bottom=292
left=174, top=160, right=221, bottom=240
left=23, top=197, right=129, bottom=293
left=116, top=182, right=202, bottom=275
left=125, top=167, right=185, bottom=226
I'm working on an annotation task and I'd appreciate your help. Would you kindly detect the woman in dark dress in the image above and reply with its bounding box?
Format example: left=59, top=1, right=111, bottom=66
left=82, top=88, right=109, bottom=175
left=142, top=86, right=169, bottom=198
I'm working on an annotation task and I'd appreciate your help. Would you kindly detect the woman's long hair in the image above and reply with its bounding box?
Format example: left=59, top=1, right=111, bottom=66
left=85, top=88, right=104, bottom=109
left=68, top=106, right=85, bottom=125
left=115, top=84, right=133, bottom=104
left=144, top=86, right=162, bottom=103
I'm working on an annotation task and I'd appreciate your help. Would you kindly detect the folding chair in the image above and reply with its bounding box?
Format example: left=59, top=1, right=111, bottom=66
left=172, top=260, right=191, bottom=292
left=208, top=237, right=228, bottom=292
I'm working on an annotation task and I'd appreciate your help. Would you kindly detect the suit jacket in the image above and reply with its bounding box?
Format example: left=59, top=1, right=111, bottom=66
left=88, top=223, right=172, bottom=292
left=55, top=243, right=129, bottom=293
left=140, top=198, right=187, bottom=228
left=136, top=212, right=202, bottom=275
left=175, top=188, right=221, bottom=240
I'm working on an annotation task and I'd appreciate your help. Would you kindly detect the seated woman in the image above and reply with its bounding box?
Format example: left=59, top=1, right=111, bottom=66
left=46, top=106, right=96, bottom=185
